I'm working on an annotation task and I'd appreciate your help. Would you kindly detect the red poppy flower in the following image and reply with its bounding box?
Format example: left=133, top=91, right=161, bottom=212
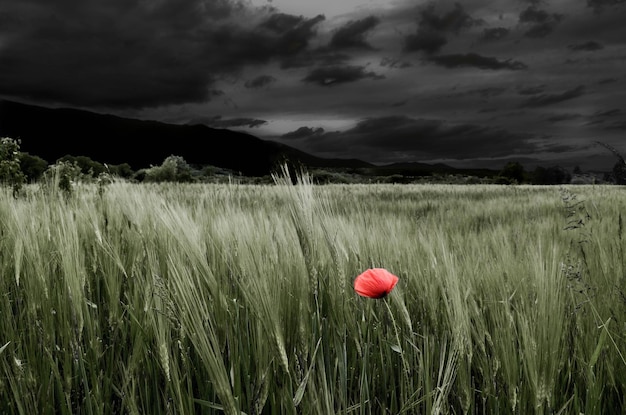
left=354, top=268, right=399, bottom=299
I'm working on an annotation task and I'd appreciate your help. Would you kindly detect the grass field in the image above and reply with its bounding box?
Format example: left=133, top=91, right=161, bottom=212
left=0, top=174, right=625, bottom=414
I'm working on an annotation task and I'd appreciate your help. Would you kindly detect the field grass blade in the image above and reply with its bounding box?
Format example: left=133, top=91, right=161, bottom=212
left=293, top=337, right=322, bottom=407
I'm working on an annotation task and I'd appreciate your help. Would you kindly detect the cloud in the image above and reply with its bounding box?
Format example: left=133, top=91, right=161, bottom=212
left=517, top=84, right=547, bottom=95
left=302, top=65, right=385, bottom=86
left=523, top=22, right=559, bottom=38
left=211, top=13, right=325, bottom=67
left=281, top=126, right=325, bottom=139
left=0, top=0, right=325, bottom=109
left=519, top=7, right=556, bottom=24
left=520, top=85, right=586, bottom=107
left=449, top=87, right=508, bottom=98
left=587, top=0, right=626, bottom=13
left=480, top=27, right=510, bottom=42
left=329, top=16, right=380, bottom=50
left=518, top=6, right=563, bottom=38
left=391, top=100, right=408, bottom=107
left=568, top=41, right=604, bottom=51
left=404, top=31, right=448, bottom=54
left=417, top=3, right=482, bottom=34
left=404, top=3, right=483, bottom=54
left=259, top=12, right=305, bottom=33
left=426, top=53, right=528, bottom=70
left=598, top=78, right=619, bottom=84
left=203, top=116, right=268, bottom=128
left=380, top=57, right=413, bottom=69
left=244, top=75, right=277, bottom=89
left=546, top=113, right=583, bottom=122
left=297, top=115, right=550, bottom=161
left=585, top=108, right=623, bottom=126
left=605, top=121, right=626, bottom=130
left=280, top=51, right=349, bottom=69
left=254, top=13, right=325, bottom=57
left=594, top=108, right=621, bottom=117
left=403, top=3, right=482, bottom=55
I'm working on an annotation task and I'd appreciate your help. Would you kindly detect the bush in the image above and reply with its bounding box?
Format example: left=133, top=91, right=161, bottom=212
left=58, top=155, right=106, bottom=177
left=43, top=160, right=83, bottom=196
left=499, top=162, right=525, bottom=184
left=107, top=163, right=134, bottom=179
left=143, top=155, right=194, bottom=183
left=0, top=137, right=26, bottom=196
left=19, top=152, right=48, bottom=182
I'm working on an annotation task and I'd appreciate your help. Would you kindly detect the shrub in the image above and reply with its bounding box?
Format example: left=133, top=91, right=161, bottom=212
left=19, top=152, right=48, bottom=182
left=596, top=141, right=626, bottom=184
left=0, top=137, right=26, bottom=196
left=43, top=160, right=83, bottom=196
left=58, top=155, right=107, bottom=177
left=143, top=155, right=194, bottom=183
left=499, top=161, right=525, bottom=184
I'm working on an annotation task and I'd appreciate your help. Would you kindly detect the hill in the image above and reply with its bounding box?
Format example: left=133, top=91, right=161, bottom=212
left=0, top=99, right=373, bottom=176
left=0, top=99, right=506, bottom=180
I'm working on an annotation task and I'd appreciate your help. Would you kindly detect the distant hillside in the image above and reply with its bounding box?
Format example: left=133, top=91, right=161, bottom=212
left=367, top=161, right=499, bottom=178
left=0, top=99, right=373, bottom=176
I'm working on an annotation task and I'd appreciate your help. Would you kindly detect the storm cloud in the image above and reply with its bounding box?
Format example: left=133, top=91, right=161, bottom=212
left=281, top=126, right=325, bottom=139
left=427, top=53, right=528, bottom=70
left=0, top=0, right=324, bottom=108
left=296, top=115, right=552, bottom=161
left=329, top=16, right=381, bottom=50
left=404, top=31, right=448, bottom=54
left=417, top=3, right=482, bottom=34
left=403, top=3, right=482, bottom=55
left=568, top=41, right=604, bottom=51
left=587, top=0, right=626, bottom=13
left=202, top=116, right=268, bottom=128
left=520, top=85, right=586, bottom=107
left=518, top=6, right=564, bottom=38
left=480, top=27, right=510, bottom=42
left=2, top=0, right=626, bottom=171
left=302, top=65, right=384, bottom=86
left=244, top=75, right=277, bottom=89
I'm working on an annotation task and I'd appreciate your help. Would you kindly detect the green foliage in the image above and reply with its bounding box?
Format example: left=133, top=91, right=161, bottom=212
left=107, top=162, right=134, bottom=178
left=595, top=141, right=626, bottom=184
left=499, top=161, right=525, bottom=184
left=18, top=152, right=48, bottom=182
left=0, top=137, right=26, bottom=196
left=532, top=166, right=572, bottom=185
left=43, top=160, right=83, bottom=196
left=143, top=155, right=194, bottom=183
left=58, top=154, right=107, bottom=177
left=310, top=169, right=357, bottom=184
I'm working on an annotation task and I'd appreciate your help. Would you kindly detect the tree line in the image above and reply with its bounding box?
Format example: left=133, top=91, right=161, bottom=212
left=1, top=137, right=625, bottom=195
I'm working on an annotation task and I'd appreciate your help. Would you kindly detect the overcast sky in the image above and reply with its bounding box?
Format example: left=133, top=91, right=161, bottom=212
left=2, top=0, right=626, bottom=170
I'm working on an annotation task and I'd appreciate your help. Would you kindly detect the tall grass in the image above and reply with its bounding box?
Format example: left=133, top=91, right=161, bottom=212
left=0, top=178, right=624, bottom=414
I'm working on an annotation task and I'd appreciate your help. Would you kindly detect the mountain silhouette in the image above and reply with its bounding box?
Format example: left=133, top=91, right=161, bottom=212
left=0, top=99, right=373, bottom=176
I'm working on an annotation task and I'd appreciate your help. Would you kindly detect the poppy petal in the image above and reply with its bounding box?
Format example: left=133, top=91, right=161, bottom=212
left=354, top=268, right=399, bottom=299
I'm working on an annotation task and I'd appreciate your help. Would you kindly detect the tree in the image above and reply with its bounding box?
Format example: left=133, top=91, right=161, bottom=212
left=58, top=155, right=106, bottom=177
left=19, top=152, right=48, bottom=182
left=0, top=137, right=26, bottom=196
left=499, top=162, right=525, bottom=184
left=108, top=163, right=134, bottom=178
left=596, top=141, right=626, bottom=184
left=143, top=155, right=194, bottom=183
left=43, top=160, right=83, bottom=196
left=531, top=166, right=549, bottom=185
left=531, top=165, right=571, bottom=185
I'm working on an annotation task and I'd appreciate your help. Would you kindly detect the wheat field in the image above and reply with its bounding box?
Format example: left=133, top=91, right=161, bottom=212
left=0, top=176, right=624, bottom=414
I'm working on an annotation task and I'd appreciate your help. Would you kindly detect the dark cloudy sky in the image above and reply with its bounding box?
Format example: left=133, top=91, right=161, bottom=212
left=2, top=0, right=626, bottom=170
